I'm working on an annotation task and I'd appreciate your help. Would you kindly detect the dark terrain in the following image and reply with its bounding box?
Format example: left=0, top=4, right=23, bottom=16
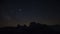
left=0, top=22, right=60, bottom=34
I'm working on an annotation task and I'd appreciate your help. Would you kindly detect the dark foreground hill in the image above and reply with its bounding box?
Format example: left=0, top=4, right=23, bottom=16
left=0, top=22, right=60, bottom=34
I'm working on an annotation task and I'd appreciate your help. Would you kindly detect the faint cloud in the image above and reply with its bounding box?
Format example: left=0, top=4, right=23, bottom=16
left=4, top=16, right=12, bottom=20
left=18, top=9, right=22, bottom=11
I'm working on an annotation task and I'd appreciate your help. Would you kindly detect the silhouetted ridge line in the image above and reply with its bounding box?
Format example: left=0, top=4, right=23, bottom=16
left=0, top=22, right=60, bottom=34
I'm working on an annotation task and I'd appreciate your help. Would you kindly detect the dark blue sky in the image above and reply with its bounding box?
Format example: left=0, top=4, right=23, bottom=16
left=0, top=0, right=60, bottom=27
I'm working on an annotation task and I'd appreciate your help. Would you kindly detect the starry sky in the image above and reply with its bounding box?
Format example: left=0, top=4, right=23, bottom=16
left=0, top=0, right=60, bottom=27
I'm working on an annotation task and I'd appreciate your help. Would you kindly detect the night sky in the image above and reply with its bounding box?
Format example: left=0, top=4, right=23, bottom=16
left=0, top=0, right=60, bottom=27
